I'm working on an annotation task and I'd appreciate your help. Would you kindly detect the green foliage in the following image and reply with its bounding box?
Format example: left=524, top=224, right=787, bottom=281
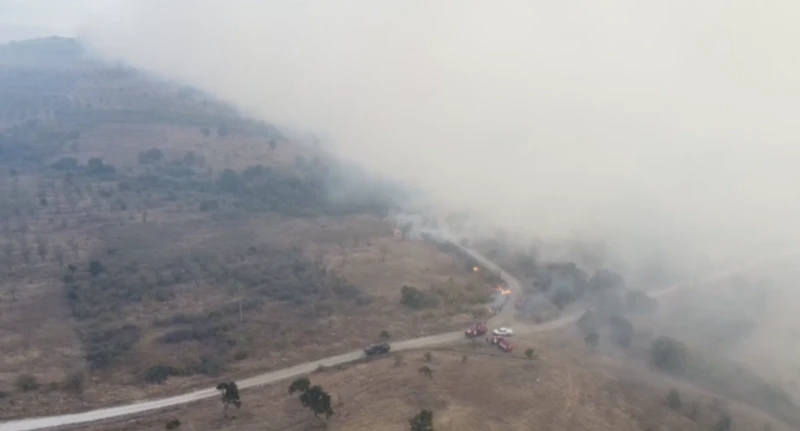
left=650, top=336, right=687, bottom=374
left=146, top=365, right=180, bottom=384
left=138, top=147, right=165, bottom=164
left=88, top=260, right=105, bottom=276
left=608, top=316, right=634, bottom=348
left=524, top=348, right=535, bottom=360
left=62, top=371, right=85, bottom=392
left=289, top=377, right=311, bottom=395
left=299, top=385, right=334, bottom=419
left=15, top=374, right=39, bottom=391
left=400, top=285, right=430, bottom=309
left=216, top=381, right=242, bottom=410
left=714, top=414, right=732, bottom=431
left=379, top=330, right=391, bottom=339
left=84, top=325, right=141, bottom=369
left=409, top=409, right=435, bottom=431
left=667, top=388, right=681, bottom=410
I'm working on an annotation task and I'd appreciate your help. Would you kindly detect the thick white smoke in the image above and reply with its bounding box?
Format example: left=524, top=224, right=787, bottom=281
left=77, top=0, right=800, bottom=267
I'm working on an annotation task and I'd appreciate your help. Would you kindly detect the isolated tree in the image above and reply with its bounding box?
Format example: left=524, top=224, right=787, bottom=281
left=2, top=240, right=12, bottom=269
left=35, top=235, right=47, bottom=262
left=667, top=389, right=682, bottom=410
left=584, top=332, right=599, bottom=350
left=608, top=316, right=634, bottom=348
left=88, top=260, right=105, bottom=277
left=461, top=354, right=468, bottom=364
left=423, top=352, right=433, bottom=362
left=165, top=418, right=181, bottom=430
left=524, top=348, right=535, bottom=360
left=217, top=124, right=229, bottom=137
left=418, top=366, right=433, bottom=379
left=215, top=381, right=242, bottom=416
left=52, top=243, right=64, bottom=266
left=714, top=414, right=732, bottom=431
left=651, top=336, right=688, bottom=374
left=288, top=377, right=311, bottom=395
left=394, top=354, right=404, bottom=367
left=299, top=385, right=334, bottom=420
left=18, top=235, right=31, bottom=265
left=409, top=409, right=434, bottom=431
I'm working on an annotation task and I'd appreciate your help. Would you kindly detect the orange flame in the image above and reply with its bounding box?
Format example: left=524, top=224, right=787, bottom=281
left=473, top=266, right=480, bottom=272
left=495, top=286, right=512, bottom=295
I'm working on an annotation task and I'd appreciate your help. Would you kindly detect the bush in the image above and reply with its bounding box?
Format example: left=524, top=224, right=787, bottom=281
left=651, top=336, right=688, bottom=374
left=15, top=374, right=39, bottom=391
left=146, top=365, right=179, bottom=384
left=62, top=371, right=85, bottom=392
left=608, top=316, right=634, bottom=348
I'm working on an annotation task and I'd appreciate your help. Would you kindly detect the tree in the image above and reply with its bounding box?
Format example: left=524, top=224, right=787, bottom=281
left=215, top=381, right=242, bottom=417
left=400, top=285, right=428, bottom=309
left=584, top=332, right=599, bottom=350
left=138, top=147, right=165, bottom=164
left=714, top=414, right=732, bottom=431
left=52, top=243, right=64, bottom=266
left=15, top=374, right=39, bottom=391
left=418, top=366, right=433, bottom=379
left=35, top=235, right=47, bottom=262
left=608, top=316, right=634, bottom=348
left=288, top=377, right=311, bottom=395
left=651, top=336, right=688, bottom=374
left=300, top=386, right=334, bottom=419
left=201, top=127, right=210, bottom=138
left=88, top=260, right=105, bottom=277
left=461, top=354, right=468, bottom=364
left=424, top=352, right=433, bottom=362
left=524, top=348, right=535, bottom=360
left=409, top=409, right=434, bottom=431
left=217, top=124, right=229, bottom=137
left=667, top=389, right=681, bottom=410
left=379, top=330, right=391, bottom=340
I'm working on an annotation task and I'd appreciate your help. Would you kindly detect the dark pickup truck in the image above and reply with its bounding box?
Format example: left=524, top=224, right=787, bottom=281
left=363, top=342, right=391, bottom=356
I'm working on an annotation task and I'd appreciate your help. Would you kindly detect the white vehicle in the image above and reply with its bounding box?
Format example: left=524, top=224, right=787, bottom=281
left=492, top=327, right=514, bottom=336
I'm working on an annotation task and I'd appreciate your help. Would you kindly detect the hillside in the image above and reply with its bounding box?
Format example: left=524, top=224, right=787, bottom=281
left=0, top=38, right=497, bottom=418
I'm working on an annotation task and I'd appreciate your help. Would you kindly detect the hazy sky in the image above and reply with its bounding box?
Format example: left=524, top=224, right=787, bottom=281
left=9, top=1, right=800, bottom=266
left=0, top=0, right=121, bottom=41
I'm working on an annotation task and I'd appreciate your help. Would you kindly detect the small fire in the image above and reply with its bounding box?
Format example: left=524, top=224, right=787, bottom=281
left=473, top=266, right=480, bottom=272
left=495, top=286, right=512, bottom=295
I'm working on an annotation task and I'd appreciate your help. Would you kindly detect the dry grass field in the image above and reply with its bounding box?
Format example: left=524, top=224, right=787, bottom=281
left=85, top=328, right=789, bottom=431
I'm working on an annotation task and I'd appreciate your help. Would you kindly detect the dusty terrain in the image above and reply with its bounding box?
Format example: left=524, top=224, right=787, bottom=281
left=85, top=328, right=789, bottom=431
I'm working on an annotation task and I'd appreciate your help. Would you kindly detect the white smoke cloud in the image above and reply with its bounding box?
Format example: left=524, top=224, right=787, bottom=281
left=78, top=0, right=800, bottom=266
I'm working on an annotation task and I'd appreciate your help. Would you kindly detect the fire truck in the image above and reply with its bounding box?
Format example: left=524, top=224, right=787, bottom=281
left=465, top=322, right=488, bottom=337
left=487, top=335, right=513, bottom=352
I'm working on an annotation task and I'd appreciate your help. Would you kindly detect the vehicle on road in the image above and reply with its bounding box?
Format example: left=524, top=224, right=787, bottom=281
left=492, top=327, right=514, bottom=336
left=465, top=322, right=488, bottom=337
left=487, top=335, right=513, bottom=352
left=363, top=342, right=391, bottom=356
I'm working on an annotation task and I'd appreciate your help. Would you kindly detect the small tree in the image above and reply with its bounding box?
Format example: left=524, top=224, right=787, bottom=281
left=651, top=336, right=688, bottom=374
left=379, top=330, right=391, bottom=340
left=215, top=381, right=242, bottom=417
left=461, top=354, right=468, bottom=364
left=394, top=354, right=404, bottom=367
left=524, top=348, right=535, bottom=360
left=16, top=374, right=39, bottom=391
left=424, top=352, right=433, bottom=362
left=714, top=414, right=732, bottom=431
left=88, top=260, right=105, bottom=277
left=584, top=332, right=599, bottom=350
left=299, top=385, right=334, bottom=419
left=418, top=366, right=433, bottom=379
left=667, top=388, right=681, bottom=410
left=35, top=235, right=48, bottom=262
left=288, top=377, right=311, bottom=395
left=409, top=409, right=435, bottom=431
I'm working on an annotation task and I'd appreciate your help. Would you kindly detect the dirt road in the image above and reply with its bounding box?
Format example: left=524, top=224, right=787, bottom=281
left=1, top=244, right=795, bottom=431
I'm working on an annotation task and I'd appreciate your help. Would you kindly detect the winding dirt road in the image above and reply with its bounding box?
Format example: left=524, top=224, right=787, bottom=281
left=1, top=243, right=795, bottom=431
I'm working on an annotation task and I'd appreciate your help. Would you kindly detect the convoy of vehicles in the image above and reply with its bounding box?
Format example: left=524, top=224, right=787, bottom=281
left=363, top=342, right=391, bottom=356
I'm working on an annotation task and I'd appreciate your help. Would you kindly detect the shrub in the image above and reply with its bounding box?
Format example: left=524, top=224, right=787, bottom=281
left=15, top=374, right=39, bottom=391
left=651, top=336, right=688, bottom=374
left=146, top=365, right=179, bottom=384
